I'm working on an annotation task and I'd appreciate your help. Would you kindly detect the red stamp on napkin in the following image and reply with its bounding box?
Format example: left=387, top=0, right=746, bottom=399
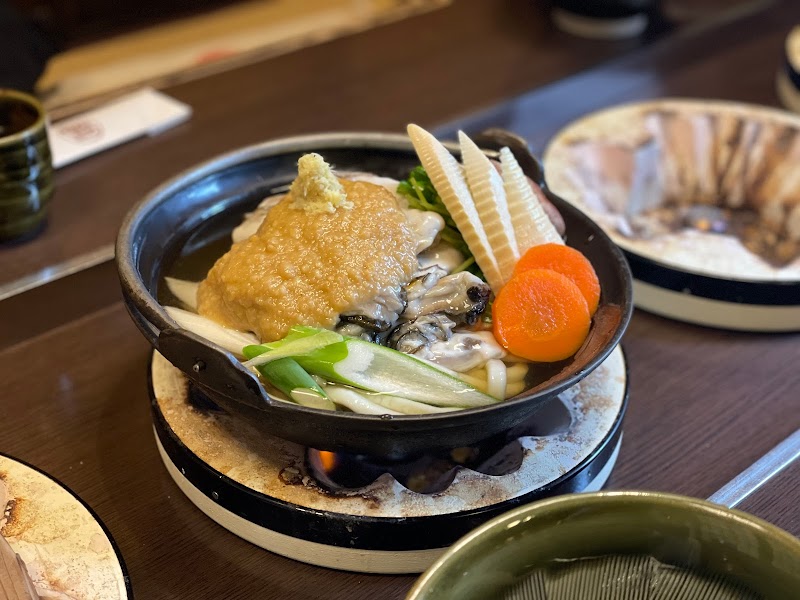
left=55, top=118, right=104, bottom=144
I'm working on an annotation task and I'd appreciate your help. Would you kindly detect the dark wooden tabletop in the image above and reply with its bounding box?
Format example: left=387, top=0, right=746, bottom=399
left=1, top=0, right=799, bottom=598
left=0, top=0, right=664, bottom=290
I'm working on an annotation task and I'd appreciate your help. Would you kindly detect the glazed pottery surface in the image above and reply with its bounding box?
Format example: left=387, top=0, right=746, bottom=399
left=0, top=89, right=54, bottom=241
left=408, top=491, right=800, bottom=599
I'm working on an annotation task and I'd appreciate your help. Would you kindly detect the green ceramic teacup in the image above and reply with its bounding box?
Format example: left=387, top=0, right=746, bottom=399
left=0, top=89, right=54, bottom=241
left=408, top=491, right=800, bottom=600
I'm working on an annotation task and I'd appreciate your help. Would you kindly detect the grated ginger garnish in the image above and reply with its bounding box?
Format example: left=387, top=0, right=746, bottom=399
left=289, top=153, right=353, bottom=213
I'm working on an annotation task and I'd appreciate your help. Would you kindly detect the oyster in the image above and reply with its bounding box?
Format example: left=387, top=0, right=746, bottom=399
left=387, top=313, right=456, bottom=354
left=404, top=271, right=491, bottom=325
left=422, top=331, right=506, bottom=372
left=385, top=267, right=492, bottom=359
left=337, top=285, right=407, bottom=341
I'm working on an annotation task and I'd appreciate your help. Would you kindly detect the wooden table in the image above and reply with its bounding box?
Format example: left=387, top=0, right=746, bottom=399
left=1, top=0, right=798, bottom=598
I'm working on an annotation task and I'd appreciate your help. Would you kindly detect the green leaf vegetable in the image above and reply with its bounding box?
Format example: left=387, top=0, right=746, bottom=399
left=397, top=166, right=483, bottom=279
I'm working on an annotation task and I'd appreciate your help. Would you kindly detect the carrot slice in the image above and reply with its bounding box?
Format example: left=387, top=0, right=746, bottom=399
left=513, top=243, right=601, bottom=316
left=492, top=269, right=590, bottom=363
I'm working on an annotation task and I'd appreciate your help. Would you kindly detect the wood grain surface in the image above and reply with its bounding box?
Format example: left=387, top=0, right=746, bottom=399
left=438, top=0, right=787, bottom=148
left=1, top=0, right=799, bottom=598
left=0, top=298, right=796, bottom=597
left=1, top=0, right=666, bottom=288
left=737, top=460, right=800, bottom=538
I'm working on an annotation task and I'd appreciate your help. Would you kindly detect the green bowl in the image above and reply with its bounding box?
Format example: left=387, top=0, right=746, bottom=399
left=407, top=491, right=800, bottom=600
left=0, top=89, right=54, bottom=241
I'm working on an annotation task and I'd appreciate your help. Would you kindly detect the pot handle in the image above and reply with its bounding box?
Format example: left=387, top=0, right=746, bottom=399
left=122, top=295, right=160, bottom=347
left=157, top=328, right=272, bottom=410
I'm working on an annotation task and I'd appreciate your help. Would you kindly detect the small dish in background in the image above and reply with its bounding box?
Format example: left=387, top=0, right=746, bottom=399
left=550, top=0, right=654, bottom=40
left=543, top=99, right=800, bottom=331
left=407, top=491, right=800, bottom=600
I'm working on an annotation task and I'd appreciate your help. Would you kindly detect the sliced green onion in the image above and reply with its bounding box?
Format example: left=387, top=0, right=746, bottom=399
left=323, top=385, right=402, bottom=415
left=243, top=329, right=343, bottom=367
left=294, top=335, right=499, bottom=407
left=244, top=327, right=500, bottom=408
left=241, top=346, right=335, bottom=411
left=289, top=387, right=337, bottom=410
left=362, top=393, right=460, bottom=414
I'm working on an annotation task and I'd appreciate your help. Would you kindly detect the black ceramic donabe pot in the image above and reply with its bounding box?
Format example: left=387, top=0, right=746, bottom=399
left=116, top=132, right=633, bottom=458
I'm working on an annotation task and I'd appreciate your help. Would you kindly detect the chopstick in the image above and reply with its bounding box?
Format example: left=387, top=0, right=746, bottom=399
left=707, top=428, right=800, bottom=509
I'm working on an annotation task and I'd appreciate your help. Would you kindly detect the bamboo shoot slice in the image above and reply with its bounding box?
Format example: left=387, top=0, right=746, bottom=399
left=459, top=131, right=520, bottom=286
left=500, top=147, right=563, bottom=254
left=407, top=124, right=504, bottom=291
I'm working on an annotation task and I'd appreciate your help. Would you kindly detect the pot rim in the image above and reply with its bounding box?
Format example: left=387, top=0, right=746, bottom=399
left=0, top=89, right=47, bottom=149
left=408, top=489, right=800, bottom=598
